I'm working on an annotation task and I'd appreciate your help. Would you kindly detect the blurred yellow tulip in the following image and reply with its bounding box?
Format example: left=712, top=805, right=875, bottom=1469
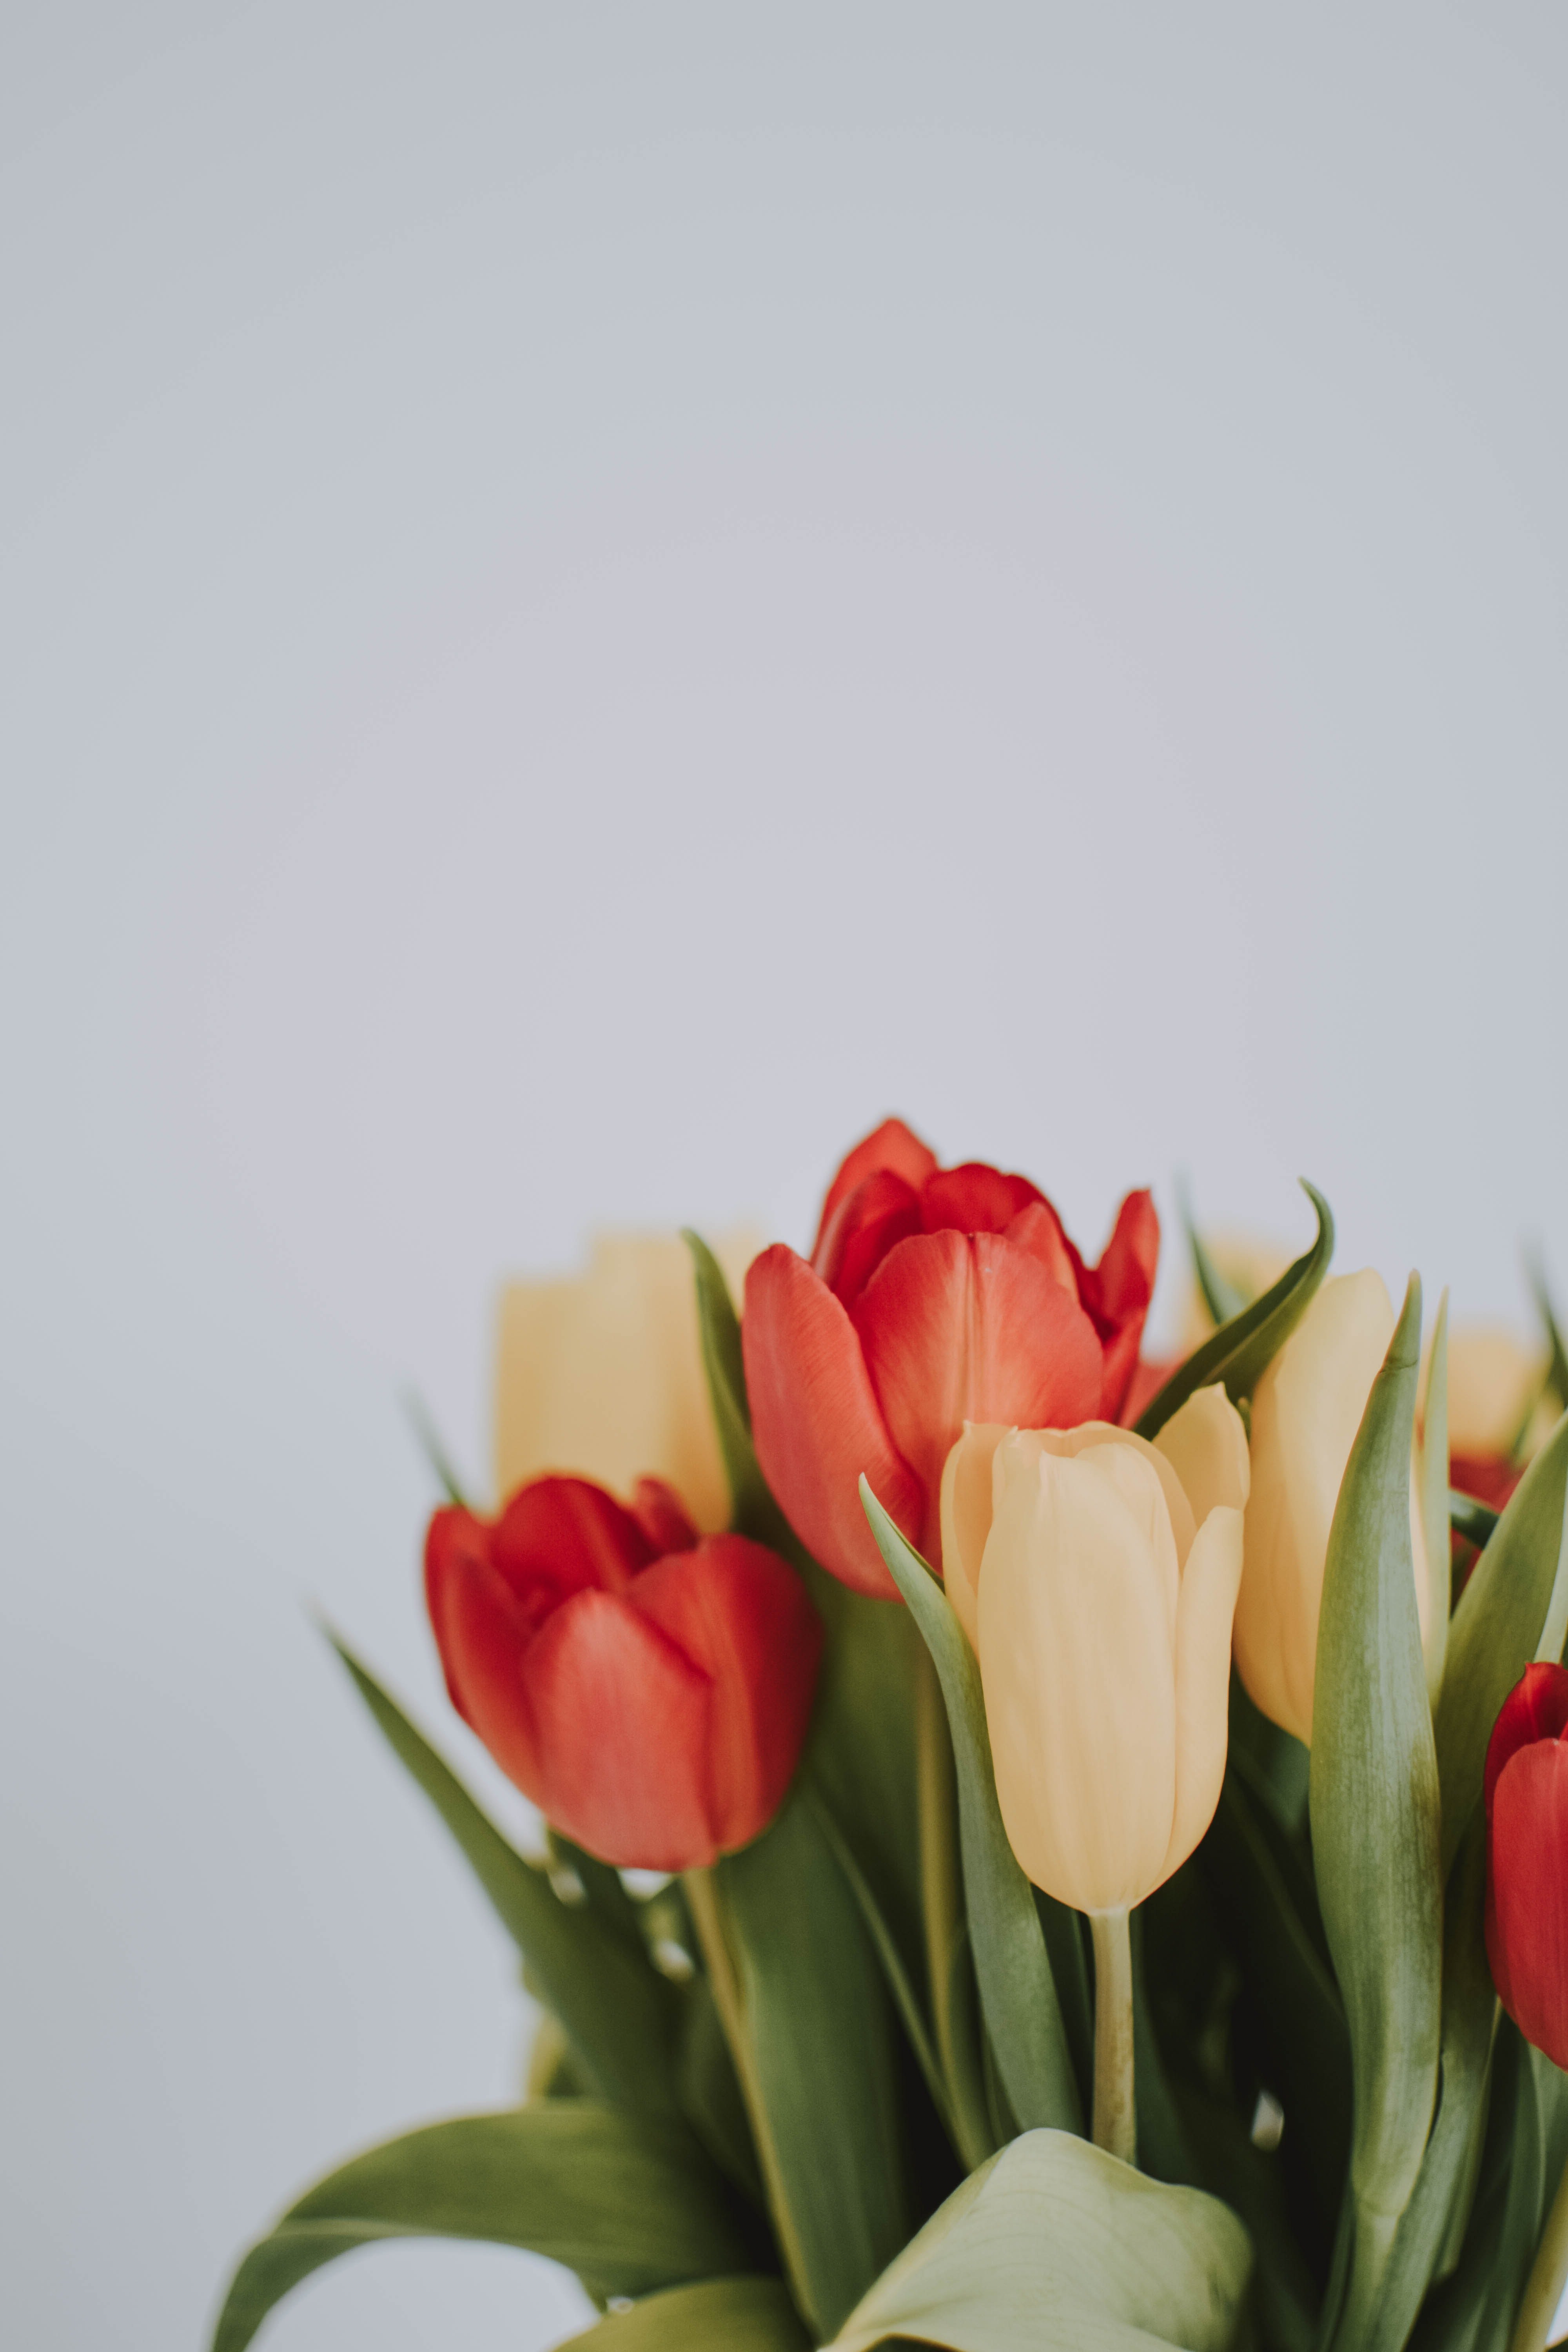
left=1236, top=1270, right=1432, bottom=1744
left=940, top=1388, right=1249, bottom=1916
left=494, top=1230, right=760, bottom=1532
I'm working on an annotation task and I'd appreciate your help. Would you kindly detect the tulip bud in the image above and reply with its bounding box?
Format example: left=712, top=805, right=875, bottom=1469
left=1236, top=1270, right=1431, bottom=1746
left=940, top=1388, right=1249, bottom=1915
left=495, top=1230, right=759, bottom=1534
left=425, top=1473, right=822, bottom=1871
left=1485, top=1662, right=1568, bottom=2069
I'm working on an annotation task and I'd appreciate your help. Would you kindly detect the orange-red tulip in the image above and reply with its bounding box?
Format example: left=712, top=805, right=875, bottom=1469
left=741, top=1118, right=1158, bottom=1596
left=1485, top=1662, right=1568, bottom=2070
left=426, top=1474, right=822, bottom=1870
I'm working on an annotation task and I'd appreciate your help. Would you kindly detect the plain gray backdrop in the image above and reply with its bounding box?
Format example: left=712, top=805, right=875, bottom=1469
left=4, top=6, right=1568, bottom=2346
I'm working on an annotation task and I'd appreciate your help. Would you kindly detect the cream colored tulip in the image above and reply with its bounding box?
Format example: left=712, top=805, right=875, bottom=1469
left=494, top=1229, right=760, bottom=1532
left=1236, top=1269, right=1430, bottom=1746
left=940, top=1388, right=1250, bottom=1916
left=1446, top=1326, right=1550, bottom=1460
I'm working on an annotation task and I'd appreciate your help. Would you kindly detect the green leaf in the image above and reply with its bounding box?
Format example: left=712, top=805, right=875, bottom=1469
left=327, top=1635, right=681, bottom=2117
left=1136, top=1181, right=1334, bottom=1441
left=803, top=1781, right=951, bottom=2134
left=1433, top=1410, right=1568, bottom=1879
left=211, top=2104, right=752, bottom=2352
left=1365, top=1805, right=1497, bottom=2349
left=1309, top=1276, right=1443, bottom=2351
left=860, top=1480, right=1082, bottom=2140
left=557, top=2277, right=811, bottom=2350
left=684, top=1229, right=790, bottom=1546
left=1179, top=1184, right=1248, bottom=1328
left=1419, top=1291, right=1451, bottom=1702
left=1446, top=1490, right=1498, bottom=1552
left=712, top=1788, right=911, bottom=2340
left=826, top=2127, right=1253, bottom=2352
left=400, top=1387, right=473, bottom=1507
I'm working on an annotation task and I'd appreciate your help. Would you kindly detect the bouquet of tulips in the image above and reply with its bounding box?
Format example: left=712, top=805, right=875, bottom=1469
left=215, top=1121, right=1568, bottom=2352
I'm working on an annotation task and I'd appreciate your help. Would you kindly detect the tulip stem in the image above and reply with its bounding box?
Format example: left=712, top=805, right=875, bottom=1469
left=1089, top=1908, right=1136, bottom=2167
left=1511, top=2143, right=1568, bottom=2352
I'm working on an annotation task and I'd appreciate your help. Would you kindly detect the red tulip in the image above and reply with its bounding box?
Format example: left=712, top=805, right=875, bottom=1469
left=425, top=1474, right=823, bottom=1871
left=741, top=1118, right=1160, bottom=1597
left=1485, top=1662, right=1568, bottom=2069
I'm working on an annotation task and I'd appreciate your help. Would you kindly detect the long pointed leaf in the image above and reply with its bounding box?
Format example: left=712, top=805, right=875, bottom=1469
left=328, top=1636, right=680, bottom=2116
left=1137, top=1181, right=1334, bottom=1440
left=860, top=1480, right=1081, bottom=2139
left=710, top=1790, right=910, bottom=2340
left=1309, top=1277, right=1443, bottom=2350
left=211, top=2104, right=751, bottom=2352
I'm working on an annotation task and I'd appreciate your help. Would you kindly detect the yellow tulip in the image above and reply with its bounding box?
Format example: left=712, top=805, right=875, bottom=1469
left=1446, top=1326, right=1550, bottom=1460
left=939, top=1388, right=1250, bottom=1916
left=494, top=1230, right=760, bottom=1532
left=1236, top=1269, right=1431, bottom=1745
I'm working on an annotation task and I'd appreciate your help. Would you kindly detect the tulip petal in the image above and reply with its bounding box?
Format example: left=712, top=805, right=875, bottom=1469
left=920, top=1162, right=1045, bottom=1236
left=1161, top=1504, right=1245, bottom=1885
left=742, top=1244, right=921, bottom=1597
left=1154, top=1386, right=1251, bottom=1530
left=853, top=1231, right=1104, bottom=1542
left=631, top=1536, right=823, bottom=1852
left=1488, top=1739, right=1568, bottom=2069
left=813, top=1118, right=938, bottom=1254
left=1088, top=1190, right=1160, bottom=1421
left=1484, top=1661, right=1568, bottom=1822
left=1003, top=1200, right=1081, bottom=1298
left=813, top=1167, right=923, bottom=1304
left=629, top=1476, right=701, bottom=1557
left=980, top=1442, right=1178, bottom=1914
left=1005, top=1423, right=1196, bottom=1579
left=423, top=1508, right=546, bottom=1784
left=522, top=1587, right=719, bottom=1870
left=938, top=1423, right=1009, bottom=1649
left=492, top=1475, right=656, bottom=1601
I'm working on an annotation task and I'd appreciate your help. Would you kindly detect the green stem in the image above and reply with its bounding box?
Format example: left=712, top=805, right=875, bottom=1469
left=681, top=1866, right=813, bottom=2320
left=1089, top=1907, right=1136, bottom=2166
left=1511, top=2147, right=1568, bottom=2352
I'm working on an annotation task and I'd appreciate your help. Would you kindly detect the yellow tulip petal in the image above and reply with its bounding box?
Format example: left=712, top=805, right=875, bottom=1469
left=1160, top=1504, right=1245, bottom=1885
left=1446, top=1325, right=1548, bottom=1456
left=494, top=1228, right=761, bottom=1529
left=1005, top=1421, right=1197, bottom=1570
left=980, top=1443, right=1178, bottom=1914
left=939, top=1423, right=1009, bottom=1650
left=1153, top=1385, right=1250, bottom=1525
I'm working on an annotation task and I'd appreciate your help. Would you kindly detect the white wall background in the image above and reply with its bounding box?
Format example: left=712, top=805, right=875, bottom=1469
left=4, top=7, right=1568, bottom=2346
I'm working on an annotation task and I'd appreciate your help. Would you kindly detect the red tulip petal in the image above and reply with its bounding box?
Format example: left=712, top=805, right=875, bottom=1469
left=631, top=1536, right=823, bottom=1851
left=424, top=1507, right=545, bottom=1784
left=1094, top=1188, right=1161, bottom=1325
left=852, top=1230, right=1104, bottom=1551
left=522, top=1587, right=718, bottom=1869
left=630, top=1477, right=700, bottom=1557
left=813, top=1118, right=938, bottom=1257
left=742, top=1244, right=920, bottom=1597
left=920, top=1162, right=1045, bottom=1236
left=1485, top=1662, right=1568, bottom=1820
left=812, top=1167, right=923, bottom=1303
left=1488, top=1739, right=1568, bottom=2069
left=1452, top=1452, right=1525, bottom=1512
left=492, top=1475, right=655, bottom=1603
left=1004, top=1200, right=1082, bottom=1297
